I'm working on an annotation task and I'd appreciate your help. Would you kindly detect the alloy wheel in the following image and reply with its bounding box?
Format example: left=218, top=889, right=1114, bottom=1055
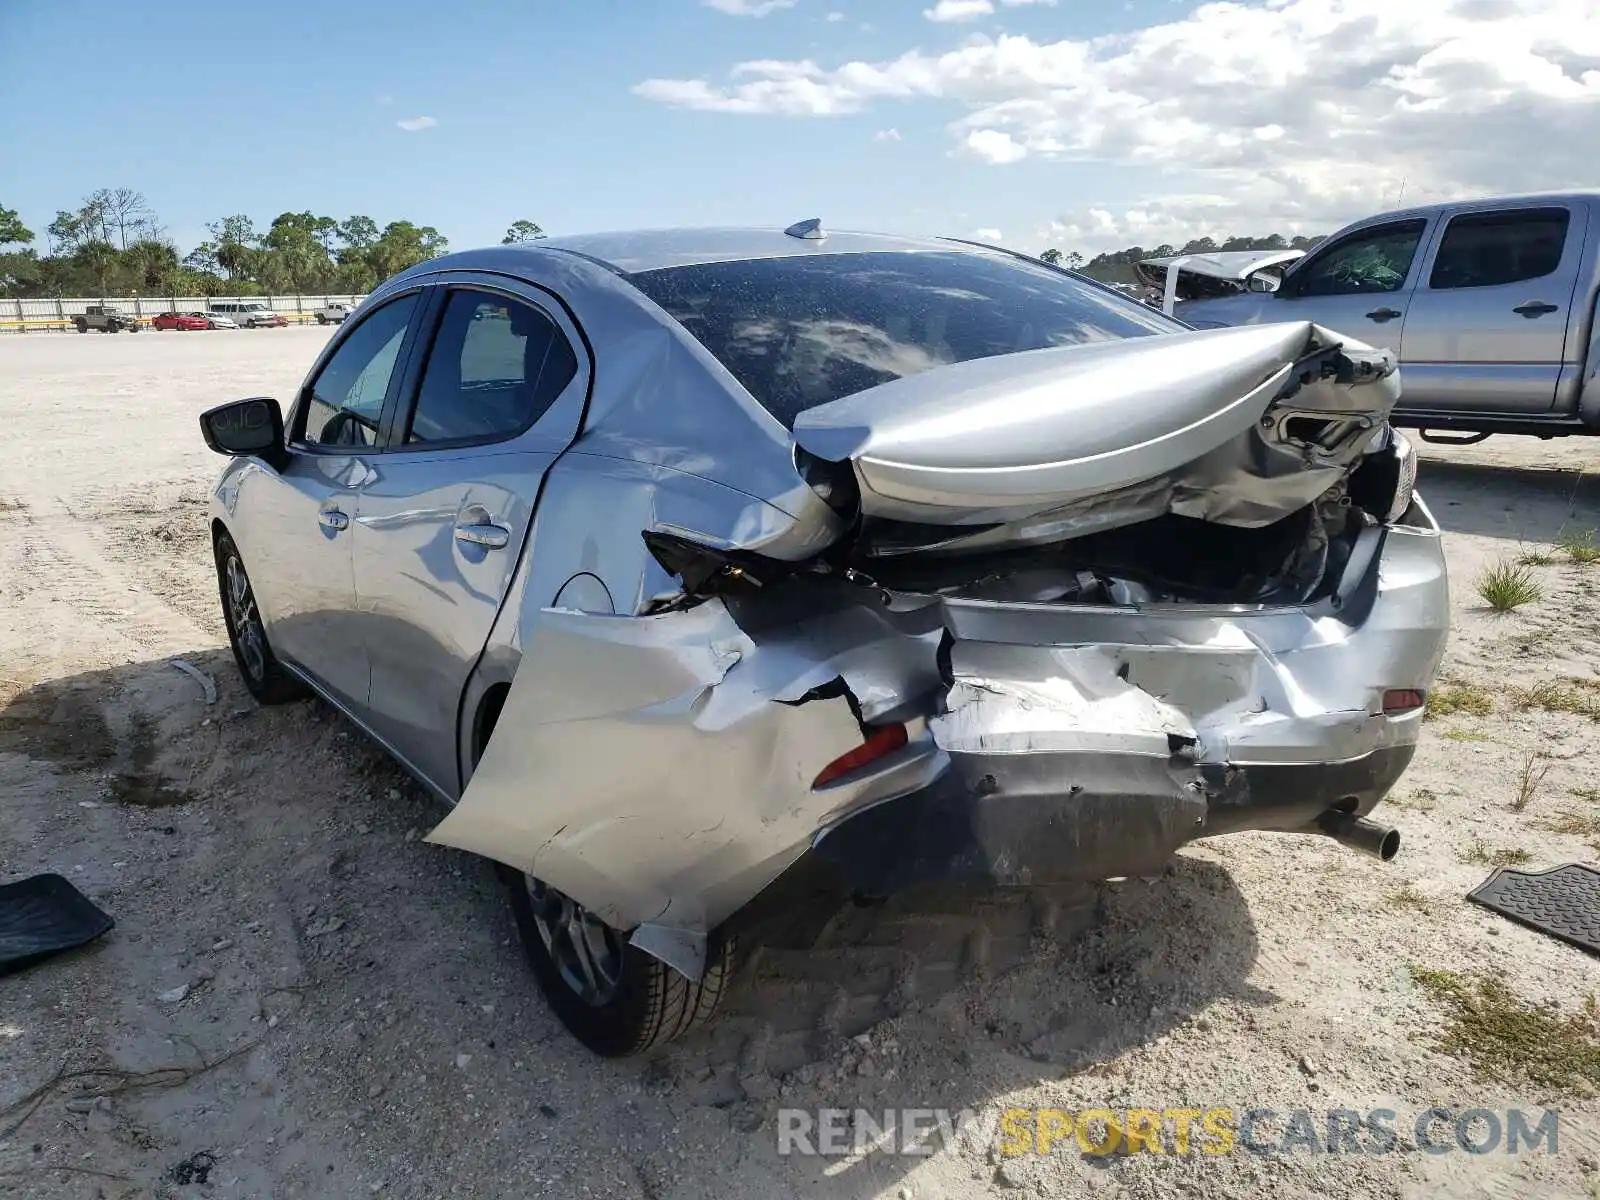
left=225, top=554, right=267, bottom=684
left=525, top=878, right=625, bottom=1006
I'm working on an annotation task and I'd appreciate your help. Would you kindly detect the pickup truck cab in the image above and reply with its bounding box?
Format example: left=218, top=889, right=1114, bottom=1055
left=1175, top=192, right=1600, bottom=440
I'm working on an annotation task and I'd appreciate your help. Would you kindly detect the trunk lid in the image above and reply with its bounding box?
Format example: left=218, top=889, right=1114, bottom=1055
left=790, top=321, right=1399, bottom=554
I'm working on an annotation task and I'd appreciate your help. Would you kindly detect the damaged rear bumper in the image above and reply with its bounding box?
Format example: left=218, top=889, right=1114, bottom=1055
left=809, top=741, right=1416, bottom=895
left=428, top=497, right=1448, bottom=981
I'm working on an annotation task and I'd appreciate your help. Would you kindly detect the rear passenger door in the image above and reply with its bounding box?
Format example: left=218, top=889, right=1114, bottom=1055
left=351, top=279, right=588, bottom=796
left=1397, top=203, right=1588, bottom=417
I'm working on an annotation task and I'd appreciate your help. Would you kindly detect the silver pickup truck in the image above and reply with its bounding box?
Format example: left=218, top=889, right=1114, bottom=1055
left=1173, top=191, right=1600, bottom=441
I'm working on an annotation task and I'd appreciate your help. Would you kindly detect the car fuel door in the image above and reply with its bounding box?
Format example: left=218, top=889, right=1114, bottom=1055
left=351, top=281, right=589, bottom=797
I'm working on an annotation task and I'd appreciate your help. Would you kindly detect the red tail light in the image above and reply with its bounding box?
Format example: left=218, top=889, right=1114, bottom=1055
left=1382, top=688, right=1426, bottom=714
left=812, top=723, right=909, bottom=788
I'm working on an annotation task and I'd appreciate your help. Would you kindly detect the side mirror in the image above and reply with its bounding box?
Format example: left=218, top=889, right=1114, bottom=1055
left=200, top=397, right=286, bottom=468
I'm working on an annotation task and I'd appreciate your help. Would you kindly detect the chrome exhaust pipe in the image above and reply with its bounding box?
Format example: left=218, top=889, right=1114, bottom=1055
left=1316, top=811, right=1401, bottom=861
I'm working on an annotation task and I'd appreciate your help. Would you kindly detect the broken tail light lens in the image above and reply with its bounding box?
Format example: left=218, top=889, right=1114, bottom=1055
left=812, top=723, right=909, bottom=789
left=1382, top=689, right=1426, bottom=715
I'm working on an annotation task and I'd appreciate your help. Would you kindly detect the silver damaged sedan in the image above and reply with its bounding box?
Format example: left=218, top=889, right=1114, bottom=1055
left=200, top=225, right=1450, bottom=1055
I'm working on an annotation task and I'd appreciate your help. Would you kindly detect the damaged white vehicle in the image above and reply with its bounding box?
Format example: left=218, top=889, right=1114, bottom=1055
left=199, top=223, right=1449, bottom=1056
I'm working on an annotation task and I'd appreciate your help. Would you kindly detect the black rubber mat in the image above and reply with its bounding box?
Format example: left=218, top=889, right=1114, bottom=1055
left=1467, top=863, right=1600, bottom=956
left=0, top=873, right=115, bottom=976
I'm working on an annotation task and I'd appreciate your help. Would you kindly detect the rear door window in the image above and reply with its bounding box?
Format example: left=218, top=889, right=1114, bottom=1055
left=1427, top=208, right=1570, bottom=290
left=402, top=290, right=579, bottom=446
left=626, top=250, right=1179, bottom=428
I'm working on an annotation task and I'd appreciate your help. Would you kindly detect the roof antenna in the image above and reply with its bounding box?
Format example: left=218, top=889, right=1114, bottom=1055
left=784, top=218, right=825, bottom=241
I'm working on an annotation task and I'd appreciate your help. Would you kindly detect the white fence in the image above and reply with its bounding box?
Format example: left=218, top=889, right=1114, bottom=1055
left=0, top=295, right=369, bottom=332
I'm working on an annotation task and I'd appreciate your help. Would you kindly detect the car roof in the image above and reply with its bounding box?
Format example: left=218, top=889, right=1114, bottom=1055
left=444, top=226, right=985, bottom=276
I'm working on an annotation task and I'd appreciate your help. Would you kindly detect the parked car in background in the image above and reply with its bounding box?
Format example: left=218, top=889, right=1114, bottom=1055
left=198, top=225, right=1447, bottom=1056
left=1175, top=191, right=1600, bottom=441
left=73, top=305, right=142, bottom=333
left=314, top=301, right=353, bottom=325
left=209, top=301, right=288, bottom=329
left=196, top=311, right=238, bottom=330
left=152, top=311, right=211, bottom=331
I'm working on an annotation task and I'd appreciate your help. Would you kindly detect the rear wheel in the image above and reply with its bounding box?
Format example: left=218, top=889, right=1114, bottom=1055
left=214, top=531, right=306, bottom=705
left=507, top=875, right=733, bottom=1057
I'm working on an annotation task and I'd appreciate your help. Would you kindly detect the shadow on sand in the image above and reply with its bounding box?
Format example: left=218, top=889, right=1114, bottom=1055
left=0, top=649, right=1270, bottom=1197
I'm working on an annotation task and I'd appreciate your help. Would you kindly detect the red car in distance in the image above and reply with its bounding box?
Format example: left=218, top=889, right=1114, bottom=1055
left=152, top=311, right=211, bottom=331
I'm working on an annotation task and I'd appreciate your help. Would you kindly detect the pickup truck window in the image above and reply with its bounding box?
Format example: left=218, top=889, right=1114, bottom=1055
left=1428, top=208, right=1569, bottom=290
left=1289, top=219, right=1427, bottom=298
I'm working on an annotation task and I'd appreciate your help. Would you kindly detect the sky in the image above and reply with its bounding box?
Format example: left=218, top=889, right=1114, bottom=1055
left=2, top=0, right=1598, bottom=260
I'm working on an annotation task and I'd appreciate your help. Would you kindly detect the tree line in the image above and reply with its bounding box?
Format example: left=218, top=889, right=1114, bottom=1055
left=0, top=189, right=1328, bottom=298
left=0, top=190, right=547, bottom=298
left=1040, top=233, right=1328, bottom=286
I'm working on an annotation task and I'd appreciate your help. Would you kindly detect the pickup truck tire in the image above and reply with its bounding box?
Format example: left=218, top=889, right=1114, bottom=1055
left=315, top=314, right=328, bottom=325
left=74, top=321, right=87, bottom=333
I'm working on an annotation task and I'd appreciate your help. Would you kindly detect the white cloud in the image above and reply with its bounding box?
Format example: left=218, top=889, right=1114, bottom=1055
left=637, top=0, right=1600, bottom=248
left=826, top=10, right=845, bottom=21
left=704, top=0, right=797, bottom=14
left=963, top=128, right=1025, bottom=163
left=874, top=127, right=902, bottom=140
left=376, top=93, right=394, bottom=107
left=974, top=227, right=1004, bottom=240
left=925, top=0, right=992, bottom=22
left=395, top=116, right=437, bottom=132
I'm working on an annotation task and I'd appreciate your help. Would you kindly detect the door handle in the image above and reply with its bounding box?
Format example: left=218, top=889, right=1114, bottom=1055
left=1513, top=301, right=1559, bottom=318
left=318, top=509, right=350, bottom=532
left=1365, top=307, right=1402, bottom=322
left=454, top=521, right=511, bottom=550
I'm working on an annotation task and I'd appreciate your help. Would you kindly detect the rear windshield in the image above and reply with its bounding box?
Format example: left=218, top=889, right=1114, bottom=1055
left=626, top=249, right=1180, bottom=427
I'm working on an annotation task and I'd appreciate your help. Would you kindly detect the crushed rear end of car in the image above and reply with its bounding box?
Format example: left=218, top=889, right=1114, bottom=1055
left=428, top=315, right=1449, bottom=982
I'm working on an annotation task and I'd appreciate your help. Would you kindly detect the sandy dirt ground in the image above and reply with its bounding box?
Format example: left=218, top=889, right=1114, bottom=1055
left=3, top=328, right=1600, bottom=1199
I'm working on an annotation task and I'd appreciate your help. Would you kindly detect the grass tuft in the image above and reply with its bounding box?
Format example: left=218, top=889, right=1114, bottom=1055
left=1558, top=529, right=1600, bottom=565
left=1459, top=839, right=1533, bottom=868
left=1537, top=810, right=1600, bottom=851
left=1381, top=883, right=1436, bottom=913
left=1425, top=684, right=1494, bottom=719
left=1511, top=753, right=1553, bottom=813
left=1441, top=728, right=1492, bottom=743
left=1475, top=560, right=1543, bottom=612
left=1511, top=677, right=1600, bottom=721
left=1386, top=788, right=1438, bottom=813
left=1517, top=544, right=1558, bottom=567
left=1409, top=967, right=1600, bottom=1096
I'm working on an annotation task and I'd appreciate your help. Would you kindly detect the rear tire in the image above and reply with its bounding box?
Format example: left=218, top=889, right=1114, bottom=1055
left=507, top=876, right=733, bottom=1057
left=214, top=530, right=307, bottom=706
